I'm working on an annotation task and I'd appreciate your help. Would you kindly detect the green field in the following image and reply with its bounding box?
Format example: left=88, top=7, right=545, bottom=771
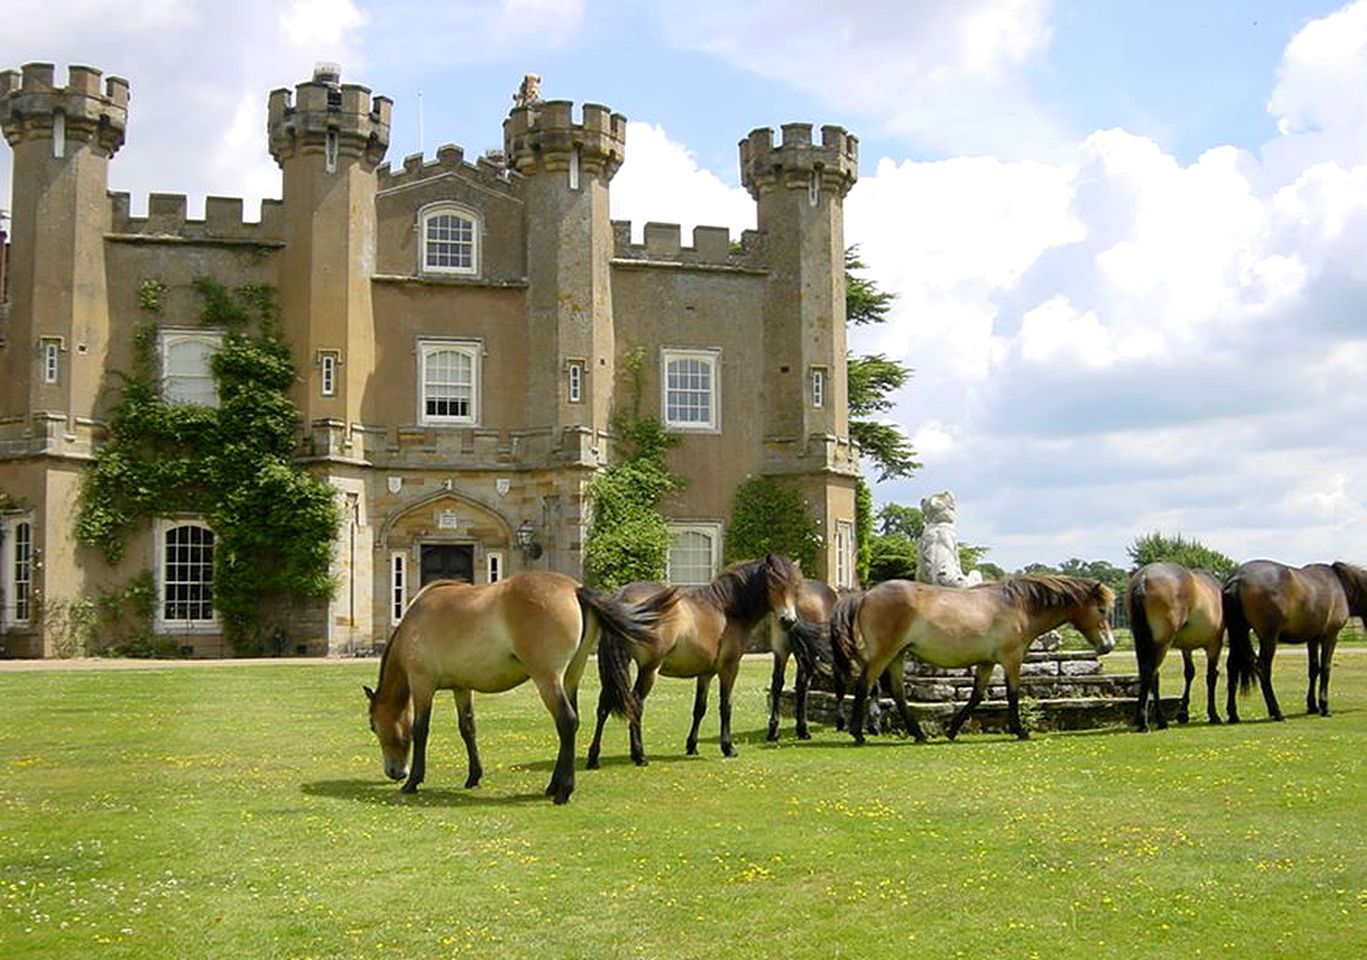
left=2, top=651, right=1364, bottom=959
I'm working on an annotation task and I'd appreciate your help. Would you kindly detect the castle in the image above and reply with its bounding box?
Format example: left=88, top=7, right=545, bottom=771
left=0, top=62, right=860, bottom=657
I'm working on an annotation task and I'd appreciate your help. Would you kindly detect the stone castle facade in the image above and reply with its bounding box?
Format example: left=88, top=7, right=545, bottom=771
left=0, top=62, right=860, bottom=657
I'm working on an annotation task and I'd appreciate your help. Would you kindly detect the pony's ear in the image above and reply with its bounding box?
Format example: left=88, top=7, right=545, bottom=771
left=363, top=685, right=376, bottom=704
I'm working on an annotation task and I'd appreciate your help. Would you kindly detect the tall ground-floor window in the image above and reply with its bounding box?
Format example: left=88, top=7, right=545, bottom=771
left=667, top=522, right=722, bottom=586
left=1, top=516, right=34, bottom=628
left=157, top=521, right=217, bottom=631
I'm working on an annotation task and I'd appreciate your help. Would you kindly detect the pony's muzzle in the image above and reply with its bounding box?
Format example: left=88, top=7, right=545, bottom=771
left=779, top=612, right=798, bottom=630
left=384, top=761, right=408, bottom=781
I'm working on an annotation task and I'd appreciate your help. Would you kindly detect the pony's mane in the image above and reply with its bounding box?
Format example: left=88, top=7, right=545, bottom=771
left=694, top=554, right=801, bottom=623
left=1332, top=561, right=1367, bottom=613
left=997, top=575, right=1112, bottom=612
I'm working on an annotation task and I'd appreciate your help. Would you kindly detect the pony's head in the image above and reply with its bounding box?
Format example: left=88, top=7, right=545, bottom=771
left=1073, top=581, right=1117, bottom=655
left=364, top=684, right=412, bottom=782
left=762, top=553, right=802, bottom=630
left=1332, top=561, right=1367, bottom=617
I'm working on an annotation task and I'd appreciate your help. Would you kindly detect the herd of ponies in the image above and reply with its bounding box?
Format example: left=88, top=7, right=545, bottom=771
left=364, top=553, right=1367, bottom=803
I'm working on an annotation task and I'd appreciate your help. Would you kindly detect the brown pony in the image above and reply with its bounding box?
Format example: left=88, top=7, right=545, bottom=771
left=1223, top=560, right=1367, bottom=721
left=1126, top=563, right=1225, bottom=731
left=364, top=572, right=675, bottom=803
left=835, top=576, right=1116, bottom=743
left=585, top=554, right=802, bottom=767
left=764, top=579, right=838, bottom=741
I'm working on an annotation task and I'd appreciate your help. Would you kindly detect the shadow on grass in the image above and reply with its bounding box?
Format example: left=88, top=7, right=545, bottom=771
left=301, top=778, right=549, bottom=808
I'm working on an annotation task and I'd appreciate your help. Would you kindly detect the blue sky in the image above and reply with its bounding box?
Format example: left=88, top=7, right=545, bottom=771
left=2, top=0, right=1364, bottom=572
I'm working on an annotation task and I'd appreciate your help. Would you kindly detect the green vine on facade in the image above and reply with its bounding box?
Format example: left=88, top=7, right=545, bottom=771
left=76, top=278, right=339, bottom=653
left=583, top=346, right=683, bottom=589
left=725, top=475, right=821, bottom=575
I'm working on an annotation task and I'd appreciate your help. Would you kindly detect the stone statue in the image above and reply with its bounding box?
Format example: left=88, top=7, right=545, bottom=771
left=514, top=74, right=542, bottom=108
left=916, top=490, right=982, bottom=588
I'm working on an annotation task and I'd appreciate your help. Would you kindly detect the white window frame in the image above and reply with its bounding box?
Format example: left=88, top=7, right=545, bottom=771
left=52, top=110, right=65, bottom=159
left=666, top=522, right=722, bottom=586
left=390, top=551, right=407, bottom=625
left=318, top=350, right=340, bottom=397
left=419, top=203, right=480, bottom=277
left=325, top=128, right=339, bottom=174
left=2, top=514, right=35, bottom=628
left=835, top=520, right=856, bottom=590
left=155, top=519, right=219, bottom=634
left=159, top=329, right=222, bottom=407
left=567, top=359, right=584, bottom=404
left=417, top=338, right=481, bottom=426
left=662, top=348, right=721, bottom=432
left=811, top=366, right=826, bottom=408
left=487, top=550, right=504, bottom=584
left=41, top=338, right=62, bottom=385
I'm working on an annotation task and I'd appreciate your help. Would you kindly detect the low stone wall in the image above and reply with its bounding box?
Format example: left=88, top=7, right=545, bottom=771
left=785, top=649, right=1177, bottom=736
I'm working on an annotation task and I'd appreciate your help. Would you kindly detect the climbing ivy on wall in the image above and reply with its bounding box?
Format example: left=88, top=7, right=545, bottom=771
left=76, top=278, right=339, bottom=654
left=725, top=475, right=822, bottom=575
left=584, top=347, right=682, bottom=589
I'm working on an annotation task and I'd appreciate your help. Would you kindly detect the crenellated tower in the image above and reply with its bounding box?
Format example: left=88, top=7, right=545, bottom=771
left=742, top=122, right=860, bottom=576
left=268, top=64, right=391, bottom=439
left=0, top=63, right=127, bottom=439
left=503, top=100, right=625, bottom=451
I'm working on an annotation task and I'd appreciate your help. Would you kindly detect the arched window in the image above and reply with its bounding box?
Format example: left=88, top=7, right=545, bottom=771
left=418, top=339, right=480, bottom=424
left=667, top=523, right=721, bottom=586
left=158, top=522, right=216, bottom=629
left=160, top=330, right=222, bottom=407
left=420, top=204, right=480, bottom=276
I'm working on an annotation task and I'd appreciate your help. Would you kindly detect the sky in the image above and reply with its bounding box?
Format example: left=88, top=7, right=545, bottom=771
left=1, top=0, right=1364, bottom=572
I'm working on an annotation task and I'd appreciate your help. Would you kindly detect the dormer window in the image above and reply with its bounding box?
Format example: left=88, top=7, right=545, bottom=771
left=420, top=203, right=480, bottom=277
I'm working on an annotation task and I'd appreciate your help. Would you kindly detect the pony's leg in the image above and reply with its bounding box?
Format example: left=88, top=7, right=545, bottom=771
left=1175, top=650, right=1196, bottom=725
left=1204, top=647, right=1222, bottom=724
left=628, top=666, right=659, bottom=766
left=1257, top=636, right=1283, bottom=721
left=947, top=664, right=992, bottom=741
left=833, top=673, right=849, bottom=732
left=685, top=676, right=711, bottom=756
left=1133, top=662, right=1153, bottom=733
left=1306, top=640, right=1321, bottom=715
left=884, top=655, right=926, bottom=742
left=453, top=688, right=482, bottom=789
left=794, top=659, right=812, bottom=740
left=532, top=675, right=579, bottom=804
left=1004, top=663, right=1030, bottom=741
left=847, top=673, right=872, bottom=745
left=585, top=684, right=612, bottom=771
left=401, top=688, right=436, bottom=794
left=717, top=657, right=741, bottom=758
left=1318, top=637, right=1337, bottom=717
left=766, top=651, right=786, bottom=742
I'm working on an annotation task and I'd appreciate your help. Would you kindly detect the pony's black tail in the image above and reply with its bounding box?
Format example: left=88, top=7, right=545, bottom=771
left=786, top=616, right=831, bottom=679
left=828, top=590, right=865, bottom=691
left=580, top=585, right=678, bottom=721
left=1126, top=575, right=1157, bottom=679
left=1222, top=576, right=1256, bottom=695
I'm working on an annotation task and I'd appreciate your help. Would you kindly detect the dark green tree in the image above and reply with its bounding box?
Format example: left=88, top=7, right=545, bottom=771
left=1127, top=532, right=1237, bottom=579
left=726, top=476, right=821, bottom=574
left=1059, top=557, right=1130, bottom=594
left=845, top=247, right=920, bottom=481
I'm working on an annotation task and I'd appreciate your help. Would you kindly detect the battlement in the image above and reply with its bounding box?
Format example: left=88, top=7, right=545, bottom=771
left=503, top=100, right=626, bottom=179
left=612, top=221, right=765, bottom=271
left=377, top=142, right=518, bottom=196
left=108, top=192, right=286, bottom=245
left=740, top=123, right=858, bottom=200
left=0, top=62, right=128, bottom=155
left=267, top=67, right=391, bottom=169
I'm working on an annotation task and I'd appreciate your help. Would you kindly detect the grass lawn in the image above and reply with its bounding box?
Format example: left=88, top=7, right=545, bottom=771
left=2, top=650, right=1364, bottom=959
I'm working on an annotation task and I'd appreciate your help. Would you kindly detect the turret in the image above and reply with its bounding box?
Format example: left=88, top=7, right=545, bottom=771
left=503, top=100, right=626, bottom=449
left=269, top=64, right=391, bottom=436
left=742, top=122, right=860, bottom=580
left=0, top=62, right=128, bottom=435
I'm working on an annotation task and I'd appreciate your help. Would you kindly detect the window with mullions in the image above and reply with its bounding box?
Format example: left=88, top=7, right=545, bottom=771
left=420, top=205, right=479, bottom=276
left=662, top=349, right=720, bottom=431
left=160, top=523, right=216, bottom=628
left=160, top=330, right=222, bottom=407
left=418, top=339, right=480, bottom=425
left=667, top=524, right=721, bottom=586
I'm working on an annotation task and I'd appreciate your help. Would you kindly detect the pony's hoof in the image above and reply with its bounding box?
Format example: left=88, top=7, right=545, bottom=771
left=632, top=755, right=649, bottom=767
left=851, top=733, right=866, bottom=746
left=585, top=758, right=600, bottom=771
left=552, top=791, right=572, bottom=805
left=465, top=773, right=482, bottom=789
left=1208, top=715, right=1222, bottom=725
left=834, top=717, right=847, bottom=732
left=400, top=782, right=420, bottom=795
left=1175, top=713, right=1190, bottom=725
left=722, top=746, right=738, bottom=759
left=1015, top=731, right=1031, bottom=741
left=796, top=728, right=812, bottom=741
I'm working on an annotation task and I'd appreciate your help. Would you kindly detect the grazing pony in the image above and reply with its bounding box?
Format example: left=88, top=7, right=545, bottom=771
left=585, top=554, right=802, bottom=767
left=1126, top=563, right=1225, bottom=731
left=834, top=576, right=1116, bottom=742
left=764, top=579, right=838, bottom=741
left=364, top=572, right=675, bottom=803
left=1223, top=560, right=1367, bottom=721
